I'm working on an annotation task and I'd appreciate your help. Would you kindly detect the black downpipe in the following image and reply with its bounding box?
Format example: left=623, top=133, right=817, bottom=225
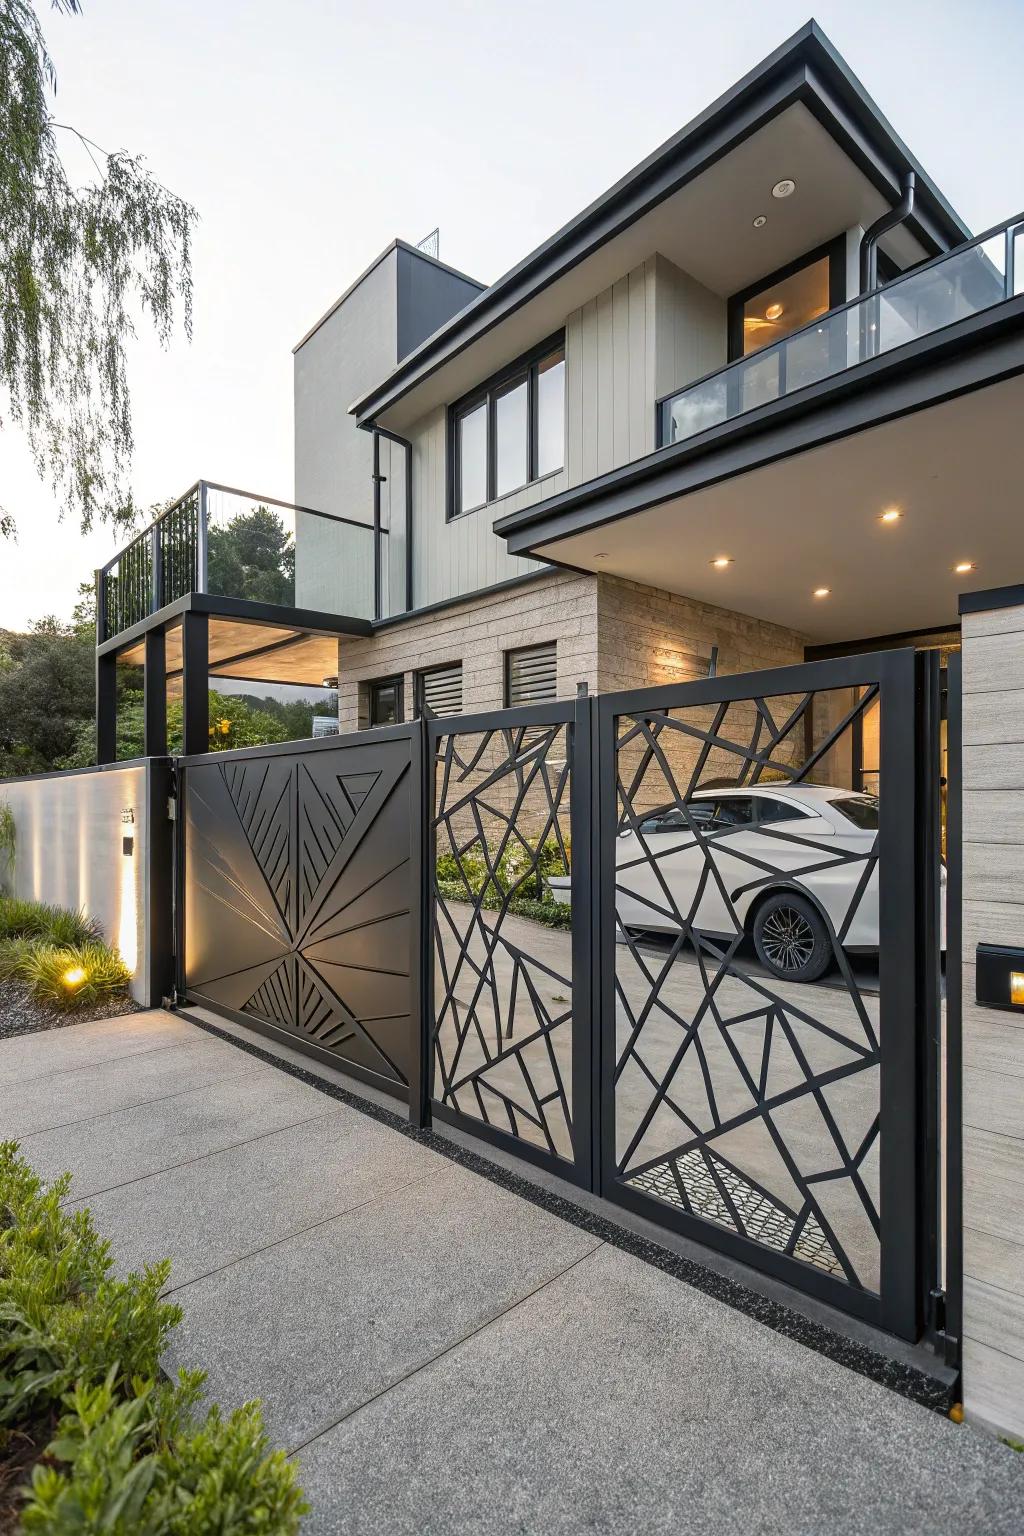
left=371, top=430, right=383, bottom=622
left=860, top=171, right=917, bottom=293
left=372, top=424, right=414, bottom=618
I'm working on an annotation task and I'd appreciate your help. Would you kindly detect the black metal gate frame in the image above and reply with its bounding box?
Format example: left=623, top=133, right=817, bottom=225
left=594, top=649, right=936, bottom=1341
left=423, top=650, right=943, bottom=1342
left=168, top=646, right=947, bottom=1345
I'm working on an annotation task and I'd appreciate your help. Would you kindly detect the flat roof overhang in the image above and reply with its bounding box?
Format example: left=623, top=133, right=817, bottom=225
left=495, top=298, right=1024, bottom=645
left=351, top=21, right=967, bottom=432
left=102, top=592, right=372, bottom=687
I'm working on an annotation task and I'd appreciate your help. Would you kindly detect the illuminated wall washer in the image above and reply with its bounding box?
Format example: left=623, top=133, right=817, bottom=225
left=976, top=945, right=1024, bottom=1011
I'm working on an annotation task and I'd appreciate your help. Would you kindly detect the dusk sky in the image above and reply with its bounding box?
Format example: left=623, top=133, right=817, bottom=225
left=1, top=0, right=1022, bottom=628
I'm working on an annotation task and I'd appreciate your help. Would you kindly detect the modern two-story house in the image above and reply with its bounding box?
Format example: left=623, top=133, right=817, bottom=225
left=79, top=19, right=1024, bottom=1439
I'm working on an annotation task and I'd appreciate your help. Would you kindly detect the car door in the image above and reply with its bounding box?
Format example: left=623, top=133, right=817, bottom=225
left=615, top=796, right=757, bottom=937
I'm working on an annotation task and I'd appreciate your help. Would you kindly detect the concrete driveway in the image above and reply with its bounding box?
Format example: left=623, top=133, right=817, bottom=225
left=3, top=1009, right=1021, bottom=1535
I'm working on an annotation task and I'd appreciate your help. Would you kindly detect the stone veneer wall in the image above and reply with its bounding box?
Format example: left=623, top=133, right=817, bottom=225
left=334, top=569, right=809, bottom=731
left=594, top=575, right=807, bottom=690
left=960, top=600, right=1024, bottom=1438
left=335, top=570, right=599, bottom=732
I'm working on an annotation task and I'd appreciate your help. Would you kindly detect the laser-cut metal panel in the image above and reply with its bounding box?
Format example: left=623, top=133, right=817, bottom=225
left=182, top=730, right=416, bottom=1093
left=597, top=650, right=929, bottom=1339
left=429, top=706, right=581, bottom=1174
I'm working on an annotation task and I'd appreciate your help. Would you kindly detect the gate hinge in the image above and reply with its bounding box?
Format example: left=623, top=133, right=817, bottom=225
left=928, top=1287, right=946, bottom=1333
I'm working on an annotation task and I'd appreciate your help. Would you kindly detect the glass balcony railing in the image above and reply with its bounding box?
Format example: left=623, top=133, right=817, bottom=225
left=659, top=212, right=1024, bottom=447
left=97, top=481, right=389, bottom=642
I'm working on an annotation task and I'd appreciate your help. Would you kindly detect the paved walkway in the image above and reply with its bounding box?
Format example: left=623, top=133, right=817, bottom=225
left=3, top=1010, right=1022, bottom=1534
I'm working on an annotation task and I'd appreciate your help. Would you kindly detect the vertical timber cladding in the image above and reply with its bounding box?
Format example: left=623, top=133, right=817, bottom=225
left=182, top=727, right=419, bottom=1097
left=599, top=648, right=932, bottom=1339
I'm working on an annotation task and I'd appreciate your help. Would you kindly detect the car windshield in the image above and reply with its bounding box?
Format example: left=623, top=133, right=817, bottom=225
left=830, top=795, right=879, bottom=830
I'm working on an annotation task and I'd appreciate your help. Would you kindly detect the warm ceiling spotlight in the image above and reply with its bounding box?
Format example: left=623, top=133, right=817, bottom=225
left=953, top=561, right=976, bottom=574
left=752, top=214, right=767, bottom=229
left=771, top=178, right=796, bottom=199
left=593, top=552, right=608, bottom=560
left=813, top=587, right=831, bottom=598
left=765, top=302, right=784, bottom=321
left=710, top=556, right=734, bottom=569
left=879, top=508, right=902, bottom=523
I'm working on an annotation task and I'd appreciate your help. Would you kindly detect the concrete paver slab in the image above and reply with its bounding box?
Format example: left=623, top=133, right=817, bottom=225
left=20, top=1066, right=339, bottom=1198
left=0, top=1009, right=194, bottom=1084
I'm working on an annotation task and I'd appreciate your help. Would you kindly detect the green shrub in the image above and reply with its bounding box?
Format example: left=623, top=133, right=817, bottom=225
left=435, top=879, right=573, bottom=931
left=0, top=1144, right=178, bottom=1430
left=22, top=1373, right=308, bottom=1534
left=0, top=934, right=37, bottom=980
left=16, top=940, right=131, bottom=1010
left=0, top=897, right=99, bottom=947
left=435, top=836, right=570, bottom=905
left=1, top=1145, right=307, bottom=1533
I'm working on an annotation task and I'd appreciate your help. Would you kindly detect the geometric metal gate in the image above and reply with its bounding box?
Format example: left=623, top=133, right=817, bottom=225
left=427, top=700, right=593, bottom=1184
left=596, top=649, right=935, bottom=1340
left=178, top=723, right=421, bottom=1100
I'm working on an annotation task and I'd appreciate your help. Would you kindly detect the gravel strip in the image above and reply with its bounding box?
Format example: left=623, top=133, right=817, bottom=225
left=0, top=977, right=140, bottom=1040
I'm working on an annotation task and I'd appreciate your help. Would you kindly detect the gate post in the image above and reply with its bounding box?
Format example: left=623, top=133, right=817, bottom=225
left=409, top=714, right=431, bottom=1130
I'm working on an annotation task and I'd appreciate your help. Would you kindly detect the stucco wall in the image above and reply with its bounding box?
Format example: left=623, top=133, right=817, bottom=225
left=960, top=601, right=1024, bottom=1437
left=0, top=762, right=155, bottom=1005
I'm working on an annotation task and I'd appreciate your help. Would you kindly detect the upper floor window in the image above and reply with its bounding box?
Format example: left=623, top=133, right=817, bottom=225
left=727, top=237, right=846, bottom=362
left=449, top=335, right=565, bottom=519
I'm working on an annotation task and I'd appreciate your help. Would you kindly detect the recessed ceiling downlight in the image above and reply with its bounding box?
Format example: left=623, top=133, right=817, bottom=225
left=879, top=508, right=902, bottom=523
left=710, top=556, right=733, bottom=568
left=752, top=214, right=767, bottom=229
left=813, top=587, right=831, bottom=598
left=953, top=561, right=976, bottom=574
left=765, top=302, right=784, bottom=321
left=771, top=178, right=796, bottom=199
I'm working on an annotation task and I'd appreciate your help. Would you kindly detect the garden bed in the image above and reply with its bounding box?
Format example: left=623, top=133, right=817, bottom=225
left=0, top=976, right=139, bottom=1042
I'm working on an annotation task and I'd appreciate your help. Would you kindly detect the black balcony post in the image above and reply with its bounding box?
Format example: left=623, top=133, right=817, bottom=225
left=181, top=611, right=209, bottom=755
left=372, top=432, right=383, bottom=622
left=144, top=627, right=167, bottom=757
left=197, top=482, right=209, bottom=593
left=96, top=650, right=117, bottom=765
left=150, top=523, right=162, bottom=614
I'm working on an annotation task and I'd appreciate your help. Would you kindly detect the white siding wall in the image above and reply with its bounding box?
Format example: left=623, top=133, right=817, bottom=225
left=408, top=253, right=728, bottom=608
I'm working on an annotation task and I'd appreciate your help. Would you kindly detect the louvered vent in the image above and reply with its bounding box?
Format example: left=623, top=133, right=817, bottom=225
left=419, top=662, right=463, bottom=717
left=506, top=643, right=557, bottom=706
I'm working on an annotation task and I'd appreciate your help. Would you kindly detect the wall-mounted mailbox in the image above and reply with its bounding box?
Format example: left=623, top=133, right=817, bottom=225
left=975, top=944, right=1024, bottom=1012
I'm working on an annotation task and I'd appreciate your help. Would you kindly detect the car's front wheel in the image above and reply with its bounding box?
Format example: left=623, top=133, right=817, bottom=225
left=752, top=892, right=832, bottom=983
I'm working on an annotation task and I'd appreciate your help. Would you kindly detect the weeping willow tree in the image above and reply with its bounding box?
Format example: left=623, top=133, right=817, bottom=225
left=0, top=1, right=197, bottom=537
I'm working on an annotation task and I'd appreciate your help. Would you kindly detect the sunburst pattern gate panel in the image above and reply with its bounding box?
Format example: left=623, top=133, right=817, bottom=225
left=181, top=726, right=419, bottom=1097
left=429, top=702, right=590, bottom=1179
left=598, top=649, right=928, bottom=1338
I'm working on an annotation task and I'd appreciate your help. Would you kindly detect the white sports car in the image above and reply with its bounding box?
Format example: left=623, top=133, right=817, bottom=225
left=609, top=784, right=946, bottom=983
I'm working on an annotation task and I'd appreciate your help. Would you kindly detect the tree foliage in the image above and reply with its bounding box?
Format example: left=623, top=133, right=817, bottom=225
left=0, top=1, right=197, bottom=535
left=207, top=505, right=296, bottom=606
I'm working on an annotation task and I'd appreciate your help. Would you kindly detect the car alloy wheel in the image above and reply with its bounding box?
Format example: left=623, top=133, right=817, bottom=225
left=753, top=891, right=832, bottom=983
left=759, top=904, right=816, bottom=972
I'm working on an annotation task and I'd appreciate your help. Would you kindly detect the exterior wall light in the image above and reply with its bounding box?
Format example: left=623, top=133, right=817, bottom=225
left=1012, top=972, right=1024, bottom=1007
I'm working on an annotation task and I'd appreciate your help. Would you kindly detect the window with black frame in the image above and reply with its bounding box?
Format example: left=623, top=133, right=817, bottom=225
left=449, top=337, right=565, bottom=518
left=368, top=675, right=403, bottom=727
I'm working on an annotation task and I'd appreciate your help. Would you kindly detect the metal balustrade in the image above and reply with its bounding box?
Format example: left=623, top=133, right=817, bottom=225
left=97, top=480, right=386, bottom=641
left=659, top=212, right=1024, bottom=447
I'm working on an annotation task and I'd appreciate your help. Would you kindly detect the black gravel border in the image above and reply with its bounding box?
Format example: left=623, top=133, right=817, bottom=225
left=0, top=978, right=140, bottom=1041
left=181, top=1007, right=957, bottom=1417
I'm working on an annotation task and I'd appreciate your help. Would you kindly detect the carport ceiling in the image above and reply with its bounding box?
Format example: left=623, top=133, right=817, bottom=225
left=535, top=374, right=1024, bottom=643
